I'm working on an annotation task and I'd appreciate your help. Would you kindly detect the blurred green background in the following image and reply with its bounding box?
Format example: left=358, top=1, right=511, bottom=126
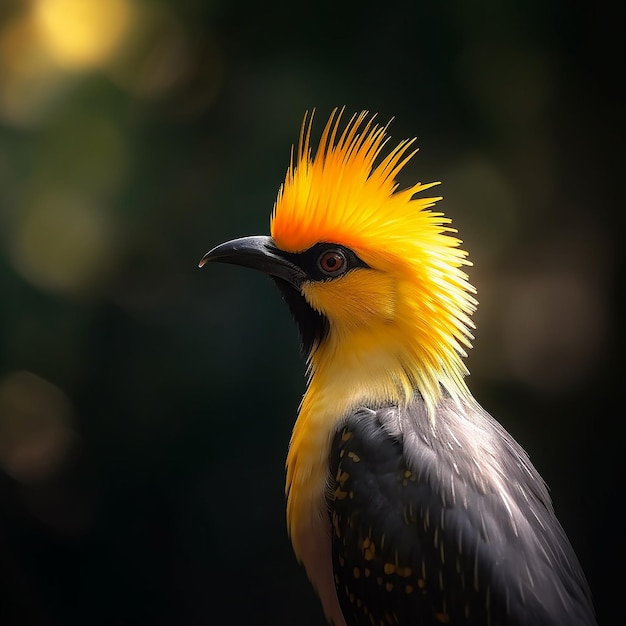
left=0, top=1, right=622, bottom=624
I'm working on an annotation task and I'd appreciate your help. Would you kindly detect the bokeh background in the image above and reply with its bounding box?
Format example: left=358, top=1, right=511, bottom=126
left=0, top=1, right=622, bottom=624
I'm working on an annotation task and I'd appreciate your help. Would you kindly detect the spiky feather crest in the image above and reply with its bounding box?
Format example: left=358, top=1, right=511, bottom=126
left=272, top=109, right=445, bottom=255
left=271, top=109, right=477, bottom=412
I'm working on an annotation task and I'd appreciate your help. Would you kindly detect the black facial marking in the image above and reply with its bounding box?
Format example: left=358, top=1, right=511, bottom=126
left=280, top=243, right=369, bottom=282
left=272, top=277, right=329, bottom=355
left=271, top=243, right=368, bottom=355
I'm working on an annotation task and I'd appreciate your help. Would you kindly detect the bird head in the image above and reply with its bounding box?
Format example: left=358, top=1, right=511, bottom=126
left=200, top=109, right=477, bottom=415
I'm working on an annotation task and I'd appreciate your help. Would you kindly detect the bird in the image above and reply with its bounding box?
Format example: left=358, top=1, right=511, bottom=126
left=199, top=109, right=596, bottom=626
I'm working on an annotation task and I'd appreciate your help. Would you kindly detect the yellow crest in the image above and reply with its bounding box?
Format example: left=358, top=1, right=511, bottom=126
left=272, top=108, right=441, bottom=255
left=271, top=109, right=478, bottom=411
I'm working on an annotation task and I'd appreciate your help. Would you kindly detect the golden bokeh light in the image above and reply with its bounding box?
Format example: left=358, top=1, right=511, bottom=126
left=32, top=0, right=134, bottom=70
left=0, top=0, right=218, bottom=127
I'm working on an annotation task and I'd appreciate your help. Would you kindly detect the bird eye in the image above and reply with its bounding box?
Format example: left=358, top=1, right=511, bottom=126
left=317, top=249, right=348, bottom=277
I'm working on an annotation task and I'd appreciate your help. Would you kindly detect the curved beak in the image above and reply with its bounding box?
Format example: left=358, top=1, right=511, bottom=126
left=198, top=235, right=304, bottom=287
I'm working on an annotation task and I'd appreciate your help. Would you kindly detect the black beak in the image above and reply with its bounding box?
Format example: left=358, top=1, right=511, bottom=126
left=199, top=235, right=304, bottom=287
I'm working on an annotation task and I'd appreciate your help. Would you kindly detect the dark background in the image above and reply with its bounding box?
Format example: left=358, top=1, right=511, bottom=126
left=0, top=1, right=623, bottom=624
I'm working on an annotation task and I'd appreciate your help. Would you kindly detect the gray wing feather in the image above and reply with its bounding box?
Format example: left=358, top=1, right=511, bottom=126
left=327, top=397, right=596, bottom=626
